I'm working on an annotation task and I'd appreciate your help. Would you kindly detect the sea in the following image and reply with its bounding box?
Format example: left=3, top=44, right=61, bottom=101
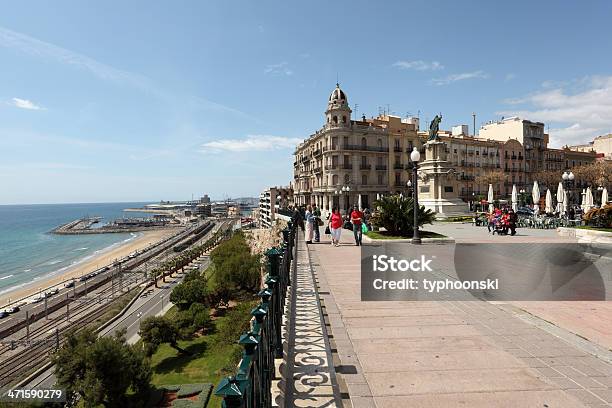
left=0, top=202, right=153, bottom=296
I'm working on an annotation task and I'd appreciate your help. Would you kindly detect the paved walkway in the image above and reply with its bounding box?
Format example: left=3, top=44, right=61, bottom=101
left=285, top=234, right=342, bottom=407
left=305, top=225, right=612, bottom=408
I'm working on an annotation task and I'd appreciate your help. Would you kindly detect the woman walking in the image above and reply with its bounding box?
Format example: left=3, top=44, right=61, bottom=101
left=305, top=205, right=315, bottom=244
left=329, top=207, right=343, bottom=247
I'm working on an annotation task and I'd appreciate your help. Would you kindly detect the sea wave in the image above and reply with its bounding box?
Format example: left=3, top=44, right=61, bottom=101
left=0, top=275, right=14, bottom=281
left=74, top=247, right=89, bottom=251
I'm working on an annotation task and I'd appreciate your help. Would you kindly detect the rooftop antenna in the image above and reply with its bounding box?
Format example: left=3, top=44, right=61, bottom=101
left=387, top=104, right=391, bottom=116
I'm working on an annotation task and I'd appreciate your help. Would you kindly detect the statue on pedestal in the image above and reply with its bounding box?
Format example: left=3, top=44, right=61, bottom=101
left=428, top=114, right=442, bottom=141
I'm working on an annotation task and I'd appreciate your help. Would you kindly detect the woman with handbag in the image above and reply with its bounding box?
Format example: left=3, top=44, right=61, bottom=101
left=329, top=207, right=343, bottom=247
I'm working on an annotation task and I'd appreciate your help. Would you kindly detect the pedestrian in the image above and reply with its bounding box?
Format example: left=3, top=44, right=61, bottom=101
left=508, top=209, right=518, bottom=236
left=304, top=205, right=314, bottom=244
left=350, top=204, right=364, bottom=246
left=313, top=204, right=321, bottom=243
left=487, top=211, right=495, bottom=233
left=329, top=207, right=343, bottom=246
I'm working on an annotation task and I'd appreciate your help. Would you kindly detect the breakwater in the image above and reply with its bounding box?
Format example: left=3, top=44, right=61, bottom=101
left=51, top=217, right=180, bottom=235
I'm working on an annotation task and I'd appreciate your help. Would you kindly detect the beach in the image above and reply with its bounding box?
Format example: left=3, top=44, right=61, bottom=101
left=0, top=229, right=176, bottom=307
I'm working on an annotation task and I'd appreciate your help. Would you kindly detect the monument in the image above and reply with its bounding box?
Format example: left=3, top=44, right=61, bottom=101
left=417, top=115, right=472, bottom=218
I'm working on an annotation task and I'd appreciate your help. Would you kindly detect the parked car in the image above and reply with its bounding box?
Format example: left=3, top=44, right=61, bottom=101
left=5, top=306, right=20, bottom=314
left=0, top=311, right=8, bottom=319
left=517, top=207, right=534, bottom=216
left=45, top=288, right=59, bottom=297
left=65, top=281, right=75, bottom=288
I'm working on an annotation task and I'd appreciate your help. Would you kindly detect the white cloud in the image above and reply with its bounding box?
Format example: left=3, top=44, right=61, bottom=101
left=264, top=62, right=293, bottom=76
left=392, top=60, right=444, bottom=71
left=497, top=75, right=612, bottom=146
left=431, top=70, right=489, bottom=86
left=0, top=26, right=254, bottom=119
left=200, top=135, right=302, bottom=153
left=11, top=97, right=43, bottom=110
left=504, top=73, right=516, bottom=82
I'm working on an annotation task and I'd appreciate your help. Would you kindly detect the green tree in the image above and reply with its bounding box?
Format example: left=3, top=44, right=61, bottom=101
left=210, top=231, right=261, bottom=293
left=139, top=316, right=187, bottom=356
left=371, top=194, right=436, bottom=237
left=169, top=278, right=209, bottom=309
left=53, top=328, right=150, bottom=408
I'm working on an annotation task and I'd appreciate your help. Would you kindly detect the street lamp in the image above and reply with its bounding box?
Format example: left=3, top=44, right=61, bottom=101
left=341, top=185, right=351, bottom=214
left=562, top=170, right=575, bottom=206
left=410, top=147, right=421, bottom=244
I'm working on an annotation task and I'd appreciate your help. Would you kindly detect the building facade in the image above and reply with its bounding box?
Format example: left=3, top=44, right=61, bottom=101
left=568, top=134, right=612, bottom=160
left=293, top=86, right=598, bottom=213
left=258, top=186, right=293, bottom=228
left=293, top=84, right=423, bottom=214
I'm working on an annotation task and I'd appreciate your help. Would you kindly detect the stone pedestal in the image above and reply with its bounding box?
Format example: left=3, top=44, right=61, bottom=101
left=417, top=141, right=471, bottom=218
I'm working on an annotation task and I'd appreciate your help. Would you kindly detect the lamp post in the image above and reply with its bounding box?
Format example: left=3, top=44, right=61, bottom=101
left=519, top=188, right=526, bottom=207
left=562, top=170, right=575, bottom=206
left=410, top=147, right=421, bottom=244
left=407, top=180, right=413, bottom=197
left=341, top=185, right=351, bottom=215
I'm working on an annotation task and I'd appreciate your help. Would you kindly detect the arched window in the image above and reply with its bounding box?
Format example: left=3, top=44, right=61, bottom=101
left=342, top=116, right=347, bottom=123
left=362, top=174, right=368, bottom=185
left=333, top=116, right=338, bottom=124
left=361, top=137, right=367, bottom=148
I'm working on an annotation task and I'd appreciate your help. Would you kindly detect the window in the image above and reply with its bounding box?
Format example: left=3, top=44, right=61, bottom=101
left=361, top=156, right=367, bottom=166
left=361, top=137, right=367, bottom=148
left=344, top=174, right=350, bottom=184
left=377, top=138, right=382, bottom=148
left=378, top=173, right=383, bottom=184
left=342, top=116, right=347, bottom=123
left=332, top=137, right=337, bottom=149
left=377, top=156, right=383, bottom=166
left=395, top=173, right=401, bottom=185
left=343, top=136, right=348, bottom=147
left=333, top=116, right=338, bottom=124
left=332, top=175, right=338, bottom=185
left=362, top=174, right=368, bottom=185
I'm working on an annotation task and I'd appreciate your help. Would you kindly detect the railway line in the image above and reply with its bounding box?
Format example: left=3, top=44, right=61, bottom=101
left=0, top=219, right=234, bottom=387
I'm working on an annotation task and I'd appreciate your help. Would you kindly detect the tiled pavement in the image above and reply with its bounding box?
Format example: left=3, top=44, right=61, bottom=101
left=284, top=234, right=342, bottom=407
left=301, top=225, right=612, bottom=408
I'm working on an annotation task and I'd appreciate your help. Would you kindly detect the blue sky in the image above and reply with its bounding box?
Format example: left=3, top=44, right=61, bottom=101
left=1, top=1, right=611, bottom=204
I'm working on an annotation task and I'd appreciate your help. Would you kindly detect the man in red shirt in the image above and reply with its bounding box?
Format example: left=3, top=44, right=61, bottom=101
left=350, top=205, right=364, bottom=246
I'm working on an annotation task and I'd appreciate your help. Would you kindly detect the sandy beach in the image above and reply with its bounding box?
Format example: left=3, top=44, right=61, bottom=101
left=0, top=229, right=177, bottom=307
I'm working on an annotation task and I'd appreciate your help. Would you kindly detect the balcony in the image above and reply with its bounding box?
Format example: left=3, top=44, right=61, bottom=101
left=393, top=146, right=403, bottom=152
left=313, top=166, right=322, bottom=173
left=359, top=164, right=372, bottom=170
left=340, top=144, right=387, bottom=152
left=517, top=156, right=524, bottom=161
left=324, top=164, right=338, bottom=170
left=313, top=149, right=322, bottom=157
left=341, top=163, right=353, bottom=170
left=393, top=163, right=404, bottom=170
left=511, top=155, right=517, bottom=160
left=375, top=165, right=387, bottom=171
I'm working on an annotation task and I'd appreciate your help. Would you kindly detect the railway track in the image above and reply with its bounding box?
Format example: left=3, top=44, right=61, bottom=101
left=0, top=220, right=233, bottom=387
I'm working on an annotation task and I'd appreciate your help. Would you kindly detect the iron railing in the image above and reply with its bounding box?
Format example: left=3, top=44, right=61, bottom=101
left=214, top=215, right=298, bottom=407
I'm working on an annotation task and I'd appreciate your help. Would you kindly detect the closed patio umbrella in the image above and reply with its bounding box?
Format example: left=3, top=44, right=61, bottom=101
left=585, top=187, right=594, bottom=212
left=556, top=182, right=564, bottom=214
left=545, top=189, right=554, bottom=214
left=358, top=194, right=363, bottom=210
left=511, top=185, right=518, bottom=212
left=602, top=187, right=609, bottom=206
left=532, top=181, right=540, bottom=215
left=581, top=189, right=586, bottom=210
left=488, top=184, right=494, bottom=212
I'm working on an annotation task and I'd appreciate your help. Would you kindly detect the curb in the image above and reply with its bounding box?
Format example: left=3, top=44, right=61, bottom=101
left=362, top=234, right=455, bottom=244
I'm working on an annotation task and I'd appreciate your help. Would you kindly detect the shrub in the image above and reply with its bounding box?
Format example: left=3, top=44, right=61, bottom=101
left=370, top=194, right=436, bottom=237
left=583, top=204, right=612, bottom=228
left=213, top=301, right=256, bottom=347
left=210, top=232, right=261, bottom=293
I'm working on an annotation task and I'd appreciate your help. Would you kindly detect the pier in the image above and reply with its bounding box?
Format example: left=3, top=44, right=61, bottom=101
left=51, top=216, right=179, bottom=235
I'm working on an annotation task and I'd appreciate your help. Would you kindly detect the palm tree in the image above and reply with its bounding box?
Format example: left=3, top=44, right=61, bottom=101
left=371, top=194, right=436, bottom=237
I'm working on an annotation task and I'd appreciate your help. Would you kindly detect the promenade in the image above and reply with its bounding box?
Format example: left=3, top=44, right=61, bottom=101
left=294, top=223, right=612, bottom=408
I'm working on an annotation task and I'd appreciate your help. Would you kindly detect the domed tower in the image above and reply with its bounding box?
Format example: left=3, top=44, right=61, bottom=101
left=326, top=83, right=352, bottom=128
